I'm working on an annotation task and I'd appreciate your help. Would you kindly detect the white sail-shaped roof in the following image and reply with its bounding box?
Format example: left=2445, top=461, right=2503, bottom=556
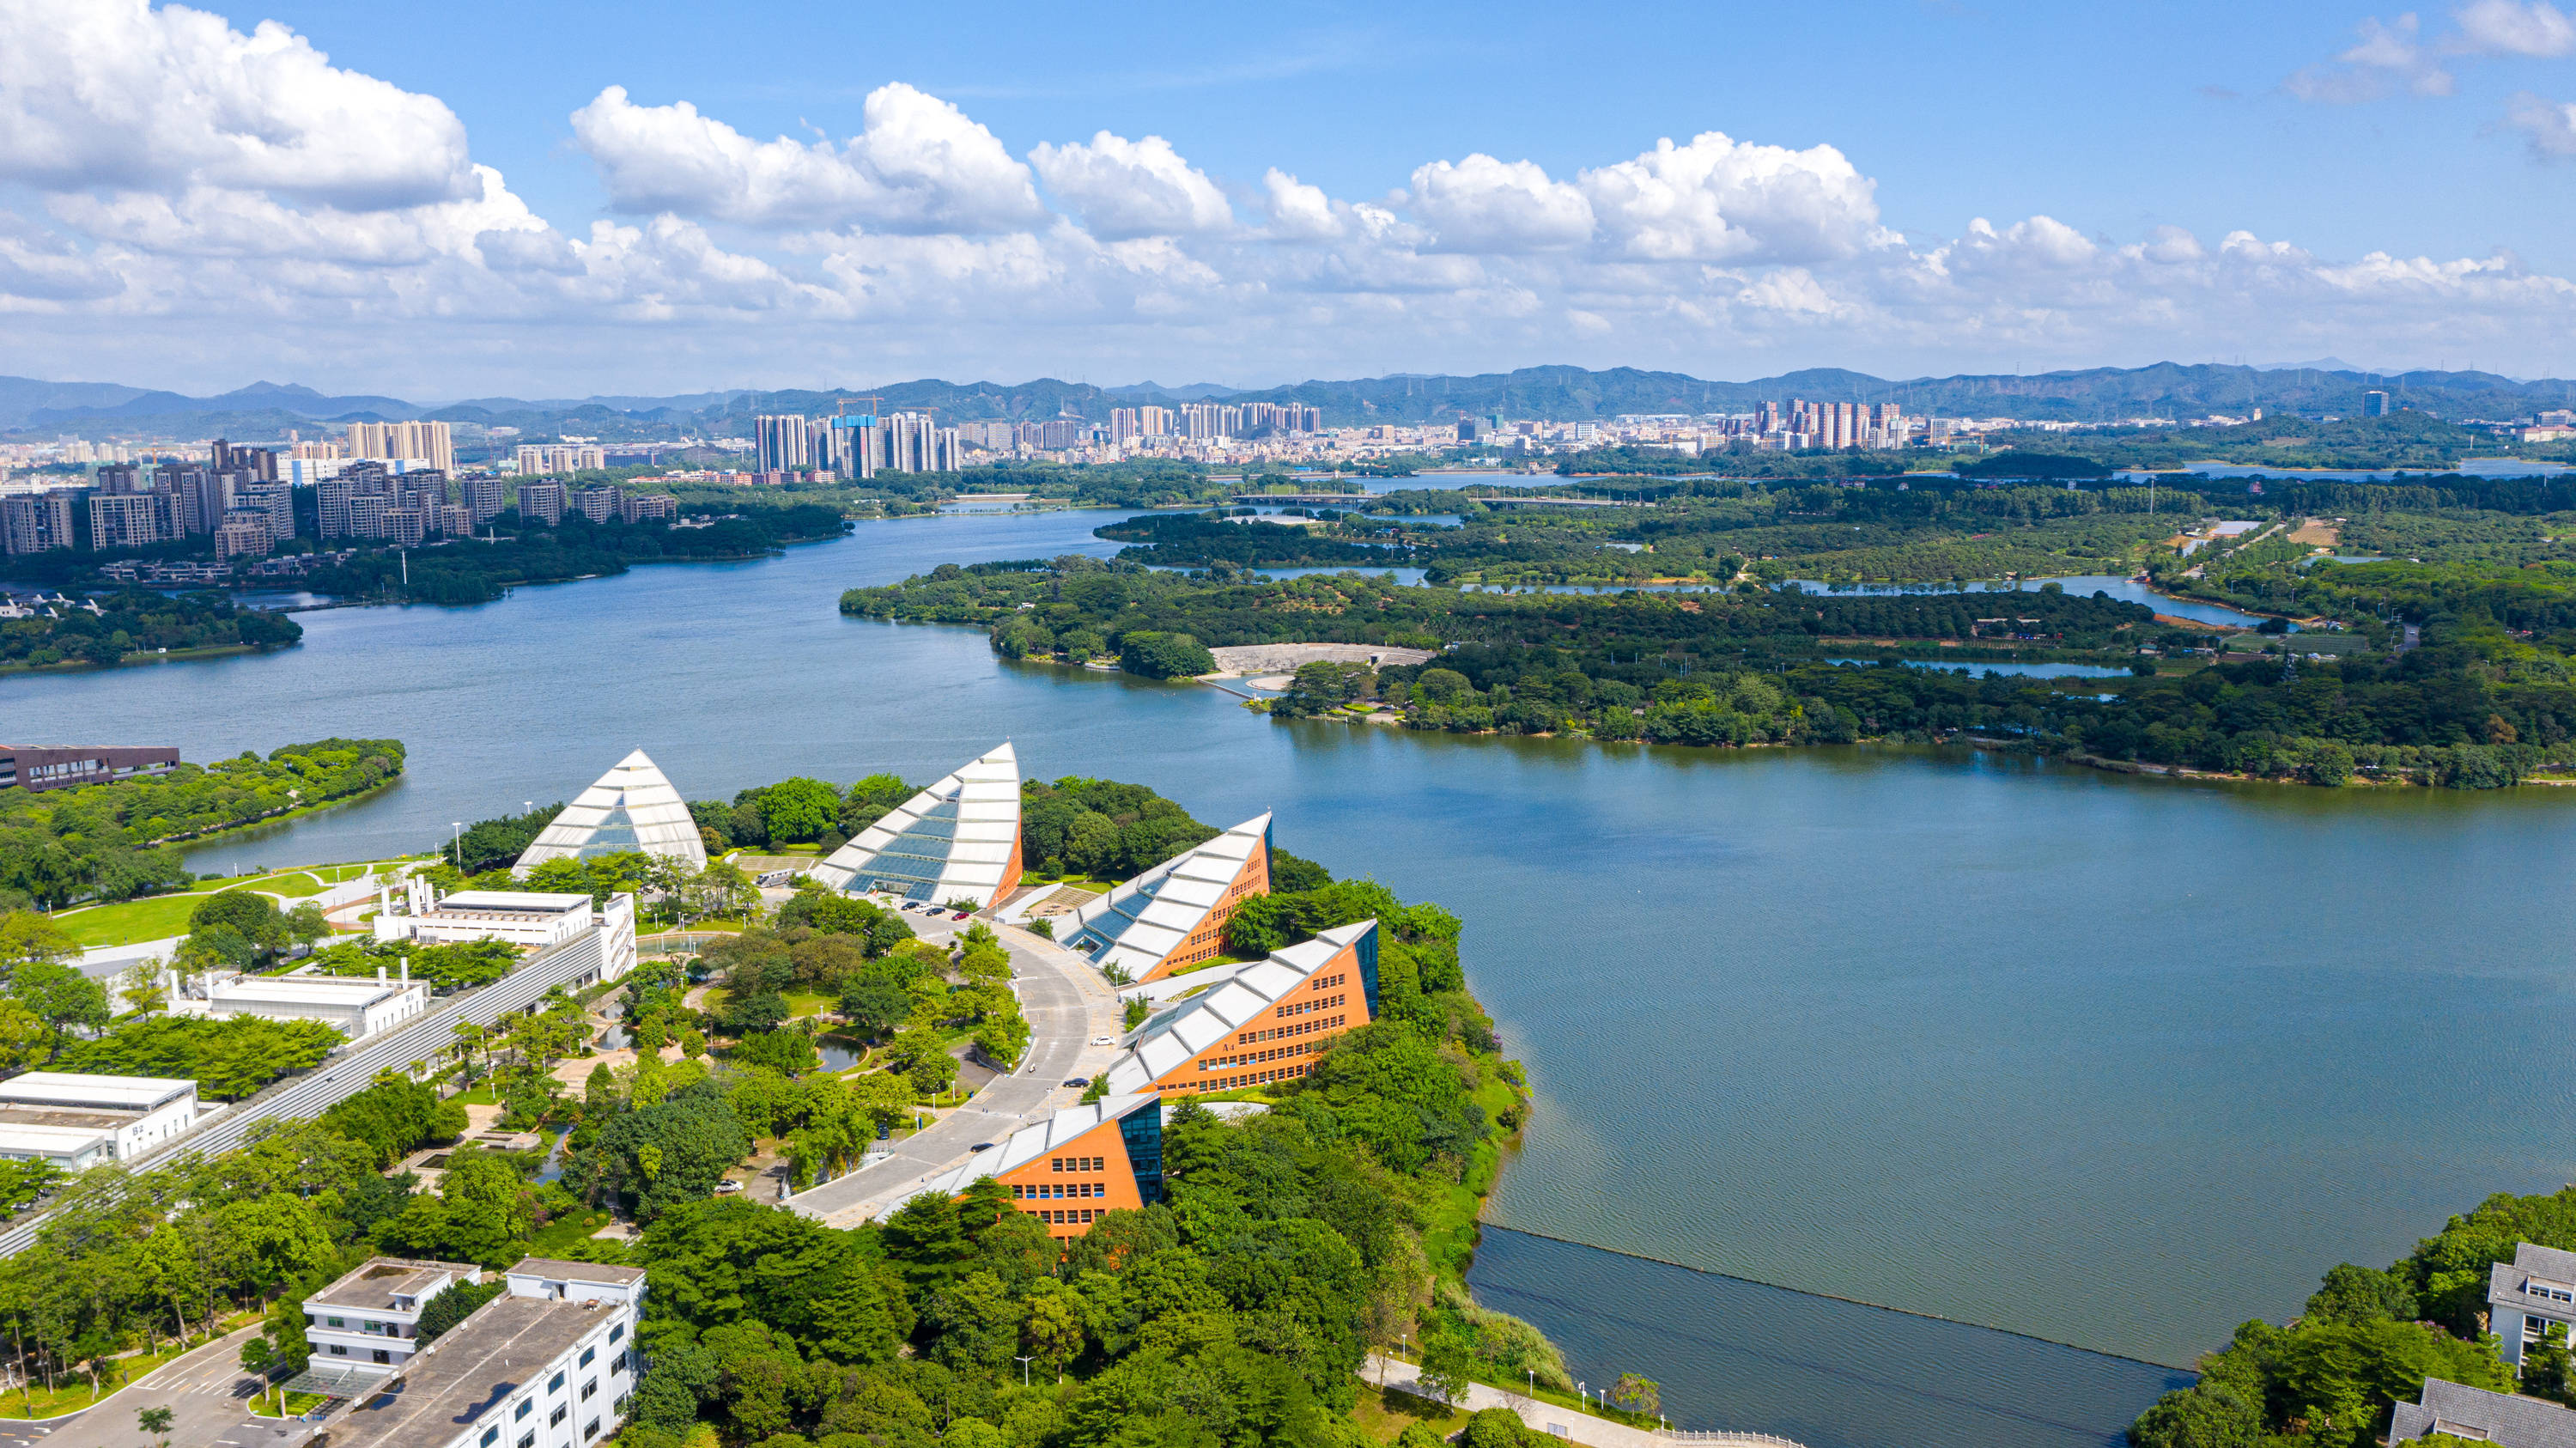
left=513, top=749, right=706, bottom=874
left=1103, top=919, right=1376, bottom=1097
left=1061, top=813, right=1270, bottom=981
left=807, top=743, right=1021, bottom=906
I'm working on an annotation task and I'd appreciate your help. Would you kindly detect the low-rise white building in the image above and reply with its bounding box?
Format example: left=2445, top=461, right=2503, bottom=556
left=2490, top=1241, right=2576, bottom=1366
left=301, top=1257, right=483, bottom=1386
left=321, top=1257, right=647, bottom=1448
left=0, top=1072, right=199, bottom=1169
left=194, top=965, right=432, bottom=1039
left=371, top=880, right=636, bottom=986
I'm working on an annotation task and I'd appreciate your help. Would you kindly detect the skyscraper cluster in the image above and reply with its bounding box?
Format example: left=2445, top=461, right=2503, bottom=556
left=513, top=443, right=608, bottom=476
left=2, top=444, right=294, bottom=557
left=1749, top=401, right=1908, bottom=450
left=756, top=412, right=961, bottom=477
left=343, top=420, right=455, bottom=473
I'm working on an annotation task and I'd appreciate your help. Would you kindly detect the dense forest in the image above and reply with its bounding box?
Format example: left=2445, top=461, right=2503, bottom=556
left=0, top=589, right=301, bottom=669
left=2129, top=1184, right=2576, bottom=1447
left=0, top=738, right=404, bottom=908
left=841, top=559, right=2576, bottom=787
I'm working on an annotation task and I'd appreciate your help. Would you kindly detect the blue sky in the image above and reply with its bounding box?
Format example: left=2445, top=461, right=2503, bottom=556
left=3, top=0, right=2574, bottom=395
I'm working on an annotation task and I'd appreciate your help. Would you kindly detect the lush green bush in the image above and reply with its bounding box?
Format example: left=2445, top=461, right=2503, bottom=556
left=55, top=1015, right=339, bottom=1098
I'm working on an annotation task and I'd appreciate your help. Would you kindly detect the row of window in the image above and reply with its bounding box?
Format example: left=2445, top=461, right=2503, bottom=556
left=1031, top=1207, right=1102, bottom=1226
left=1190, top=1063, right=1312, bottom=1092
left=1050, top=1154, right=1104, bottom=1172
left=1205, top=1033, right=1334, bottom=1069
left=310, top=1312, right=410, bottom=1337
left=1307, top=972, right=1346, bottom=991
left=1239, top=1011, right=1339, bottom=1045
left=2524, top=1280, right=2576, bottom=1305
left=1017, top=1180, right=1105, bottom=1199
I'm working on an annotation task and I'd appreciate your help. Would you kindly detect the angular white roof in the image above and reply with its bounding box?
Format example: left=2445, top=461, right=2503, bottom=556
left=808, top=744, right=1020, bottom=907
left=1062, top=812, right=1269, bottom=979
left=876, top=1092, right=1156, bottom=1220
left=513, top=749, right=706, bottom=874
left=1103, top=919, right=1375, bottom=1096
left=0, top=1071, right=197, bottom=1110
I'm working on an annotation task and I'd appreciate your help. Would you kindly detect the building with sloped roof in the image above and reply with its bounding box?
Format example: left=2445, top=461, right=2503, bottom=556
left=2391, top=1377, right=2576, bottom=1445
left=1060, top=812, right=1271, bottom=982
left=2494, top=1242, right=2576, bottom=1366
left=513, top=749, right=706, bottom=875
left=807, top=743, right=1023, bottom=907
left=1103, top=920, right=1377, bottom=1098
left=882, top=1094, right=1165, bottom=1240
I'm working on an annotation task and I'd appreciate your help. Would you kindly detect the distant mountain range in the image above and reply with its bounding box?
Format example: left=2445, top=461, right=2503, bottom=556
left=7, top=362, right=2573, bottom=442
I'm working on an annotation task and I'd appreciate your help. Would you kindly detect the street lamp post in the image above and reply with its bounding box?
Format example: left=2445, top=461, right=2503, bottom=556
left=451, top=822, right=464, bottom=869
left=1014, top=1355, right=1034, bottom=1388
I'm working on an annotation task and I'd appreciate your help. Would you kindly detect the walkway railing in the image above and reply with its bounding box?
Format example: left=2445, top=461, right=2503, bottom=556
left=1656, top=1433, right=1807, bottom=1447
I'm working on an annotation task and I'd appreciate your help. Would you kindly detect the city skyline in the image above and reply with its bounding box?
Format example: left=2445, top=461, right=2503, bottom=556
left=5, top=1, right=2576, bottom=395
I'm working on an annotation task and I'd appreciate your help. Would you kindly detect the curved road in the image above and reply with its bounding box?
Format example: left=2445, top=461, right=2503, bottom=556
left=788, top=922, right=1124, bottom=1226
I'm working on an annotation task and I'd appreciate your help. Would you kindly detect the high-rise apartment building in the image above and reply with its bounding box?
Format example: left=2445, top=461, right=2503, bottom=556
left=88, top=492, right=165, bottom=550
left=344, top=420, right=454, bottom=473
left=210, top=439, right=277, bottom=481
left=517, top=480, right=567, bottom=526
left=460, top=473, right=507, bottom=525
left=319, top=461, right=396, bottom=539
left=513, top=444, right=605, bottom=476
left=753, top=414, right=812, bottom=472
left=1, top=490, right=79, bottom=556
left=2364, top=391, right=2391, bottom=417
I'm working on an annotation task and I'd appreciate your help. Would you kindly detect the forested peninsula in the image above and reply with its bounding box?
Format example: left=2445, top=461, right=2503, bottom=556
left=843, top=558, right=2576, bottom=788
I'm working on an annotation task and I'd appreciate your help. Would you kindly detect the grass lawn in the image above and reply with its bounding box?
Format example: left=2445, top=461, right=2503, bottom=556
left=526, top=1207, right=618, bottom=1256
left=250, top=1390, right=327, bottom=1419
left=52, top=891, right=216, bottom=947
left=783, top=989, right=836, bottom=1019
left=1351, top=1380, right=1466, bottom=1441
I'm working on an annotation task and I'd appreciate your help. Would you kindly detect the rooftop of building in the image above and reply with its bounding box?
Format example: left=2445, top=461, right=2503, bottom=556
left=1104, top=920, right=1375, bottom=1095
left=2391, top=1377, right=2576, bottom=1447
left=0, top=1104, right=142, bottom=1132
left=0, top=1071, right=195, bottom=1110
left=212, top=974, right=422, bottom=1004
left=319, top=1296, right=611, bottom=1448
left=429, top=891, right=595, bottom=914
left=0, top=1122, right=121, bottom=1151
left=2494, top=1242, right=2576, bottom=1302
left=307, top=1258, right=481, bottom=1314
left=507, top=1258, right=648, bottom=1285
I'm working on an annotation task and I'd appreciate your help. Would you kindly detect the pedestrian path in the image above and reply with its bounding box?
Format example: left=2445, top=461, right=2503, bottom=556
left=1365, top=1354, right=1805, bottom=1448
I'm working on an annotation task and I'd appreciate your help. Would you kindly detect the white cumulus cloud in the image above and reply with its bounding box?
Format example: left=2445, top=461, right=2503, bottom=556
left=1406, top=155, right=1595, bottom=253
left=1578, top=131, right=1886, bottom=265
left=570, top=82, right=1045, bottom=234
left=2452, top=0, right=2576, bottom=54
left=1028, top=131, right=1232, bottom=240
left=2507, top=90, right=2576, bottom=154
left=0, top=0, right=475, bottom=210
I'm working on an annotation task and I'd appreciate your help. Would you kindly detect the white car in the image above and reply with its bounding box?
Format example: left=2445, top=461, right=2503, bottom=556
left=1091, top=1036, right=1114, bottom=1046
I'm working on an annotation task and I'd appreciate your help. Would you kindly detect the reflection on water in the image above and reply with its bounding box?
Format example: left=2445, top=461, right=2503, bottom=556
left=1468, top=1229, right=2192, bottom=1448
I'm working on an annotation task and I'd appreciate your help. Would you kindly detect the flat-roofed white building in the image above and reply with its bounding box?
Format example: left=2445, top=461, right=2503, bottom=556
left=374, top=885, right=636, bottom=986
left=808, top=743, right=1023, bottom=907
left=301, top=1257, right=483, bottom=1387
left=0, top=1071, right=199, bottom=1168
left=322, top=1257, right=647, bottom=1448
left=197, top=967, right=432, bottom=1039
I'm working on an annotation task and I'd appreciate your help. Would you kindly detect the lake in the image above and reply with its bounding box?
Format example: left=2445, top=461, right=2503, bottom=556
left=15, top=509, right=2576, bottom=1440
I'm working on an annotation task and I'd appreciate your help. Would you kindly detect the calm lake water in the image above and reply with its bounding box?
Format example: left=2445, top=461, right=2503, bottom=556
left=15, top=510, right=2576, bottom=1439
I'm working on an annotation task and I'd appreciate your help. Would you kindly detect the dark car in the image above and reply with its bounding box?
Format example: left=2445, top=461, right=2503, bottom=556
left=1063, top=1077, right=1090, bottom=1088
left=969, top=1141, right=995, bottom=1153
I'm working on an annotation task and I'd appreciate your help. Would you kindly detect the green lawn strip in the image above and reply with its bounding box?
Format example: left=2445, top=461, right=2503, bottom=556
left=0, top=1330, right=222, bottom=1419
left=782, top=989, right=836, bottom=1019
left=249, top=1390, right=326, bottom=1419
left=524, top=1208, right=618, bottom=1257
left=52, top=891, right=216, bottom=947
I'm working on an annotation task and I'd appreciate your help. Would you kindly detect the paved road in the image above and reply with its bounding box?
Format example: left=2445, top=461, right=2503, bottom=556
left=1368, top=1354, right=1806, bottom=1448
left=0, top=927, right=612, bottom=1258
left=788, top=922, right=1125, bottom=1226
left=0, top=1323, right=316, bottom=1448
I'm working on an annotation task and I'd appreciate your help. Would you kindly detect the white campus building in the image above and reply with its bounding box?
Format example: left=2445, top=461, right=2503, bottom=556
left=309, top=1256, right=647, bottom=1448
left=0, top=1072, right=201, bottom=1171
left=189, top=964, right=432, bottom=1039
left=371, top=879, right=637, bottom=986
left=513, top=749, right=707, bottom=875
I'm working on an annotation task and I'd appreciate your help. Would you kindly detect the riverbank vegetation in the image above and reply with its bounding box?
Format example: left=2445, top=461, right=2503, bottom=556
left=2129, top=1183, right=2576, bottom=1447
left=0, top=738, right=404, bottom=909
left=846, top=558, right=2576, bottom=788
left=0, top=588, right=301, bottom=671
left=294, top=502, right=853, bottom=605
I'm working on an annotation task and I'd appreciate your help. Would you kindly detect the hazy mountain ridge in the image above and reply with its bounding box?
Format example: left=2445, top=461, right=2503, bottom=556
left=8, top=362, right=2574, bottom=441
